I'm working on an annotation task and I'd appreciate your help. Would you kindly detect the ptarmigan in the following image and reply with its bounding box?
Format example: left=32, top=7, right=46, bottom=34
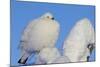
left=63, top=18, right=95, bottom=62
left=18, top=12, right=60, bottom=64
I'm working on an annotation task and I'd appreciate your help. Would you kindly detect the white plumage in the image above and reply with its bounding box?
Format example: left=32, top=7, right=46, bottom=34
left=35, top=47, right=61, bottom=64
left=52, top=56, right=70, bottom=64
left=18, top=12, right=60, bottom=64
left=63, top=18, right=95, bottom=62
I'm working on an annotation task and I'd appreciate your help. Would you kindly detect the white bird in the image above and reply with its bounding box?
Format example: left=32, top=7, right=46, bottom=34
left=18, top=12, right=60, bottom=64
left=52, top=56, right=70, bottom=64
left=63, top=18, right=95, bottom=62
left=35, top=47, right=61, bottom=64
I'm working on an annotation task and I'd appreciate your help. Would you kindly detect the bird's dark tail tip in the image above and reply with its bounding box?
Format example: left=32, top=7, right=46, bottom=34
left=18, top=57, right=28, bottom=64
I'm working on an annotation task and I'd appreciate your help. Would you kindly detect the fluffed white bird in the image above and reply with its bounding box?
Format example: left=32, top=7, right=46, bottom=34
left=35, top=47, right=61, bottom=64
left=18, top=12, right=60, bottom=64
left=63, top=18, right=95, bottom=62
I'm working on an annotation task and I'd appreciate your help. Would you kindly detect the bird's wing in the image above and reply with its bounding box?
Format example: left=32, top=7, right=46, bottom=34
left=18, top=19, right=38, bottom=49
left=21, top=20, right=38, bottom=41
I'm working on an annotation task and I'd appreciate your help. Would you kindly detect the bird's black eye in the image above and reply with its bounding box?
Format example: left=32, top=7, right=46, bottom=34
left=52, top=17, right=54, bottom=20
left=87, top=44, right=91, bottom=49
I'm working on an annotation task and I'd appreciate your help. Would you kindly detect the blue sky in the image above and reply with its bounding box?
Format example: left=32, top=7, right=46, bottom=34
left=11, top=0, right=95, bottom=66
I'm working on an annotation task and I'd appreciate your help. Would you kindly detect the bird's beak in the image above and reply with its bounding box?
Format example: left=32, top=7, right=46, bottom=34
left=52, top=17, right=54, bottom=20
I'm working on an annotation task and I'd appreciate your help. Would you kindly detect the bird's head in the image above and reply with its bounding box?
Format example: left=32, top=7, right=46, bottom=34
left=41, top=12, right=54, bottom=20
left=87, top=43, right=95, bottom=54
left=87, top=43, right=95, bottom=61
